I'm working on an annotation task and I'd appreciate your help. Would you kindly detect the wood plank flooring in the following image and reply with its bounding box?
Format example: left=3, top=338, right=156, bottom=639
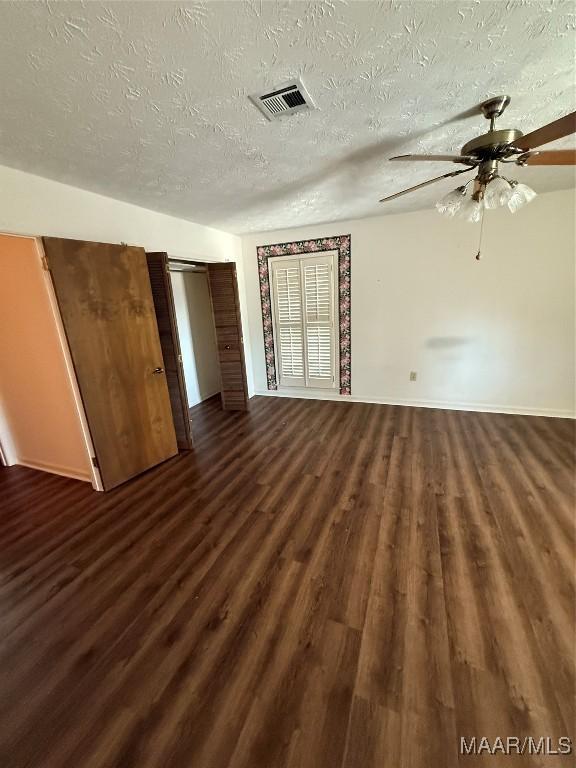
left=0, top=396, right=574, bottom=768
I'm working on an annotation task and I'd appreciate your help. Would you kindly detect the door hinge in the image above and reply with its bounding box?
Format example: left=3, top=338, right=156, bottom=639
left=91, top=456, right=100, bottom=469
left=178, top=354, right=183, bottom=363
left=41, top=256, right=50, bottom=271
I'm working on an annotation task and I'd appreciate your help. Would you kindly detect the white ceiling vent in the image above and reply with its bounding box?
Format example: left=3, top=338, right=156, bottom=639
left=250, top=79, right=316, bottom=121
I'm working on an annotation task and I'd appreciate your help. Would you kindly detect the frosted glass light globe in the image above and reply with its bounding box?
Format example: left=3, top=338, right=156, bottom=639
left=507, top=182, right=537, bottom=213
left=436, top=186, right=466, bottom=217
left=484, top=176, right=512, bottom=209
left=456, top=196, right=483, bottom=223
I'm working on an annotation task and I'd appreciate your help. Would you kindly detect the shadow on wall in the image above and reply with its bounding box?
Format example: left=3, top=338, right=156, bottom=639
left=425, top=336, right=474, bottom=362
left=425, top=336, right=472, bottom=349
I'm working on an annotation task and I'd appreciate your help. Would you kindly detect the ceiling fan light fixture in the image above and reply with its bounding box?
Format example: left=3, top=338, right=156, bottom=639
left=435, top=185, right=467, bottom=217
left=506, top=181, right=537, bottom=213
left=456, top=196, right=483, bottom=223
left=483, top=175, right=513, bottom=209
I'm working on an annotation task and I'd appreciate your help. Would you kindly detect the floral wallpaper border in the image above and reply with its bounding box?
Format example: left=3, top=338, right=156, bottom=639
left=257, top=234, right=351, bottom=395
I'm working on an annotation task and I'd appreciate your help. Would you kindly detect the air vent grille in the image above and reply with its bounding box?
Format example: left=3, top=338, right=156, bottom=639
left=250, top=79, right=316, bottom=121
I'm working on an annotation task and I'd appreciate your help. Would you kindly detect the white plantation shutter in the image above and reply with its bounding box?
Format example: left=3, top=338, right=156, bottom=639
left=306, top=326, right=333, bottom=380
left=302, top=254, right=335, bottom=388
left=304, top=262, right=332, bottom=322
left=279, top=327, right=304, bottom=379
left=272, top=260, right=305, bottom=386
left=271, top=252, right=337, bottom=390
left=276, top=264, right=302, bottom=324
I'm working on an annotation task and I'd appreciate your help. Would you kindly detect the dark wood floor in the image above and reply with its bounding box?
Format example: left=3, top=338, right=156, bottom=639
left=0, top=396, right=574, bottom=768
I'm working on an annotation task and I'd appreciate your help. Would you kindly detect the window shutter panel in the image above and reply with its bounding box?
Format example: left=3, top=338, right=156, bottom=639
left=279, top=327, right=304, bottom=378
left=304, top=262, right=332, bottom=322
left=302, top=255, right=335, bottom=389
left=272, top=260, right=305, bottom=386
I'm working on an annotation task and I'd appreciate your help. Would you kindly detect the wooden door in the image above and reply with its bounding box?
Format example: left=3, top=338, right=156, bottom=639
left=42, top=238, right=178, bottom=490
left=146, top=252, right=193, bottom=450
left=207, top=263, right=249, bottom=411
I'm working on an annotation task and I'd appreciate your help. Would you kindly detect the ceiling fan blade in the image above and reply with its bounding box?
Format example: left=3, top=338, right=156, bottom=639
left=390, top=153, right=477, bottom=165
left=513, top=111, right=576, bottom=150
left=379, top=167, right=472, bottom=203
left=520, top=149, right=576, bottom=166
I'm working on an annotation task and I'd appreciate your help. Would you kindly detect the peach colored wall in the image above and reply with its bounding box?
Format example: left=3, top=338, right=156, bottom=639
left=0, top=235, right=92, bottom=480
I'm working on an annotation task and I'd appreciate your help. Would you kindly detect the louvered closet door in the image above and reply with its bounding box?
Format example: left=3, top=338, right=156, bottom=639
left=207, top=263, right=249, bottom=411
left=303, top=254, right=336, bottom=389
left=146, top=252, right=193, bottom=450
left=271, top=259, right=305, bottom=387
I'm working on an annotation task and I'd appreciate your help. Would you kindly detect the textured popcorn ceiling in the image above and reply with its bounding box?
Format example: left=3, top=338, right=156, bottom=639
left=0, top=0, right=574, bottom=234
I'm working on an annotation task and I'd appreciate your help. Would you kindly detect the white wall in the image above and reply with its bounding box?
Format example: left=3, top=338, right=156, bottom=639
left=171, top=271, right=221, bottom=407
left=241, top=188, right=575, bottom=417
left=0, top=162, right=254, bottom=395
left=0, top=235, right=92, bottom=480
left=0, top=164, right=240, bottom=261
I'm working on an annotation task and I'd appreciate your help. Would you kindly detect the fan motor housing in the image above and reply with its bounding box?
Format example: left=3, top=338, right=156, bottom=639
left=462, top=128, right=523, bottom=158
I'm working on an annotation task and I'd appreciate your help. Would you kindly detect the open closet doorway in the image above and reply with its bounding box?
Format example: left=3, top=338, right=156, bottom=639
left=171, top=262, right=221, bottom=408
left=146, top=253, right=249, bottom=449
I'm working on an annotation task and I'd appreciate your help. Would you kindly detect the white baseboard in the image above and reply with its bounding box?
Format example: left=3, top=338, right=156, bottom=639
left=253, top=390, right=575, bottom=419
left=16, top=457, right=92, bottom=482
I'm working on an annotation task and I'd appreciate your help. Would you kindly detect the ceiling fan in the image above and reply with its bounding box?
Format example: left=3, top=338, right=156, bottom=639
left=379, top=96, right=576, bottom=244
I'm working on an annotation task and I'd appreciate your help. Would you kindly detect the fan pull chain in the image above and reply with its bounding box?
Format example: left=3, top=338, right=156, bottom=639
left=475, top=205, right=486, bottom=261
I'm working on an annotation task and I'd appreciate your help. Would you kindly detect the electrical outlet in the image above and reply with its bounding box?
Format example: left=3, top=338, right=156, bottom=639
left=410, top=371, right=417, bottom=382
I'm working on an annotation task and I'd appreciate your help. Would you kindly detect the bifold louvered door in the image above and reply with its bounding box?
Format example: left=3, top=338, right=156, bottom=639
left=271, top=252, right=336, bottom=390
left=146, top=252, right=193, bottom=450
left=207, top=263, right=249, bottom=411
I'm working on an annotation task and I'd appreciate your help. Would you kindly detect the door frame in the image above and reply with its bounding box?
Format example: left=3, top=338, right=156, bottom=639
left=269, top=250, right=340, bottom=393
left=37, top=238, right=103, bottom=490
left=0, top=233, right=102, bottom=490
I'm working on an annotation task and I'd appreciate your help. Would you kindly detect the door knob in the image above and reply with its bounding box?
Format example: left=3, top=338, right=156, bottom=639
left=152, top=367, right=165, bottom=374
left=224, top=344, right=231, bottom=350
